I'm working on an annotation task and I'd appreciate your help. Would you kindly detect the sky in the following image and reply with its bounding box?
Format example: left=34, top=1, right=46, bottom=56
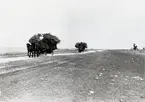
left=0, top=0, right=145, bottom=52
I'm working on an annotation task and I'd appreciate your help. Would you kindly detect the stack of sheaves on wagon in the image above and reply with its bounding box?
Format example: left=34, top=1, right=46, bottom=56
left=43, top=33, right=60, bottom=44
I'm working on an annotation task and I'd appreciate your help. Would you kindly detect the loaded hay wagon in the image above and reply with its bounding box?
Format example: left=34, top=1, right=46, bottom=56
left=26, top=33, right=60, bottom=57
left=75, top=42, right=87, bottom=53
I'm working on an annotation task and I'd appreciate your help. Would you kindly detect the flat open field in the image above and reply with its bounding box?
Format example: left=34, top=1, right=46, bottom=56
left=0, top=49, right=145, bottom=102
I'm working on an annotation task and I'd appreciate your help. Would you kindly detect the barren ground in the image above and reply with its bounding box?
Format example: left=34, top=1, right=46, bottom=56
left=0, top=50, right=145, bottom=102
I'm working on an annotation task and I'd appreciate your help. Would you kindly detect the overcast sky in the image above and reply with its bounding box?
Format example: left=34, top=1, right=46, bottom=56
left=0, top=0, right=145, bottom=51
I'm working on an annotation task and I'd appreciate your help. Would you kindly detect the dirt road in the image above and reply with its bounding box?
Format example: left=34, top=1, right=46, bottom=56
left=0, top=50, right=145, bottom=102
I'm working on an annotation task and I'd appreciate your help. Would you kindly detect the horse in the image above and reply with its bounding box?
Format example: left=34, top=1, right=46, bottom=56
left=26, top=43, right=34, bottom=57
left=26, top=43, right=40, bottom=57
